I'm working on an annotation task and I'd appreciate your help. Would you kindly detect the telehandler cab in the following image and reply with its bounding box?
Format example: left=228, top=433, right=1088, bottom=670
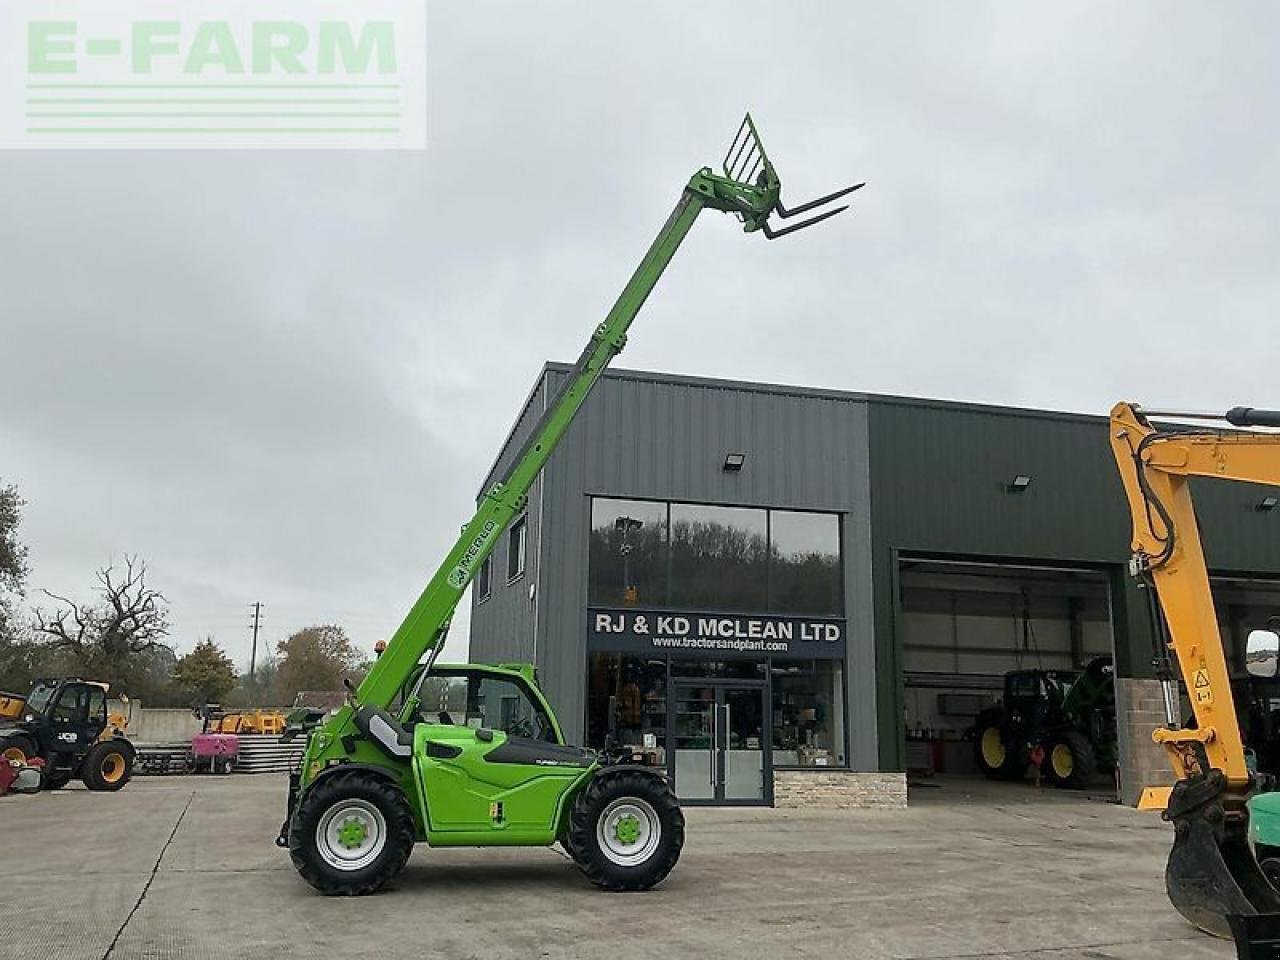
left=1110, top=402, right=1280, bottom=940
left=277, top=116, right=862, bottom=895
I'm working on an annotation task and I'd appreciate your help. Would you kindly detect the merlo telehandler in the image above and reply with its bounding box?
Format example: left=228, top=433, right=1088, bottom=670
left=276, top=116, right=862, bottom=895
left=1109, top=402, right=1280, bottom=941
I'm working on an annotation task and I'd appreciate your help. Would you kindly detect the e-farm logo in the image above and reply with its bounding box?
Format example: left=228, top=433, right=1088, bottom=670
left=0, top=1, right=426, bottom=149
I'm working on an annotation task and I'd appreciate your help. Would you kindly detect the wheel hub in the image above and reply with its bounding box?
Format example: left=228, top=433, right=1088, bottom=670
left=614, top=814, right=641, bottom=846
left=337, top=816, right=369, bottom=850
left=316, top=799, right=388, bottom=872
left=981, top=728, right=1006, bottom=767
left=1052, top=744, right=1073, bottom=777
left=596, top=797, right=661, bottom=867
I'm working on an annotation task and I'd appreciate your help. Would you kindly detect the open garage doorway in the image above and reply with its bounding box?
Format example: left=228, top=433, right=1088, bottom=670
left=1212, top=575, right=1280, bottom=782
left=898, top=557, right=1118, bottom=803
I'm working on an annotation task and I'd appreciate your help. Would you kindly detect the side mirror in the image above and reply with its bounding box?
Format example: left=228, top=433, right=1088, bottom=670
left=1246, top=629, right=1280, bottom=678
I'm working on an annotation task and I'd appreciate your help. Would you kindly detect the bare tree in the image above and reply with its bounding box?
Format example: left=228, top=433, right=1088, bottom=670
left=34, top=556, right=171, bottom=687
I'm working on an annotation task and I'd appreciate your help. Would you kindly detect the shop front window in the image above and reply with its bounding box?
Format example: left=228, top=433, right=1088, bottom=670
left=588, top=499, right=669, bottom=607
left=669, top=503, right=768, bottom=611
left=769, top=511, right=841, bottom=616
left=586, top=653, right=667, bottom=757
left=588, top=498, right=843, bottom=617
left=771, top=659, right=845, bottom=767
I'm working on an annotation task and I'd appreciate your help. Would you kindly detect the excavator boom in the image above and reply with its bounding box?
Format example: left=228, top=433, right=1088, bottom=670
left=1110, top=401, right=1280, bottom=937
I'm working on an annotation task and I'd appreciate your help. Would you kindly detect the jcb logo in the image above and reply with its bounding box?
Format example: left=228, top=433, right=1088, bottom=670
left=57, top=732, right=77, bottom=743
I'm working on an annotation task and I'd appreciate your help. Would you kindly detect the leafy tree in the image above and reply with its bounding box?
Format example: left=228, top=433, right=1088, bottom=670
left=227, top=651, right=280, bottom=708
left=172, top=637, right=237, bottom=705
left=0, top=483, right=30, bottom=642
left=275, top=624, right=365, bottom=703
left=33, top=555, right=171, bottom=693
left=0, top=630, right=58, bottom=694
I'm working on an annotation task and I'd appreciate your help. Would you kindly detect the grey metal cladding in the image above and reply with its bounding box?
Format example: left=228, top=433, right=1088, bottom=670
left=866, top=400, right=1130, bottom=563
left=528, top=364, right=877, bottom=760
left=866, top=398, right=1280, bottom=572
left=468, top=371, right=548, bottom=668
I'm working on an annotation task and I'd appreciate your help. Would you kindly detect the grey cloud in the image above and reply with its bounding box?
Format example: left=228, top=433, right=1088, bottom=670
left=3, top=1, right=1279, bottom=665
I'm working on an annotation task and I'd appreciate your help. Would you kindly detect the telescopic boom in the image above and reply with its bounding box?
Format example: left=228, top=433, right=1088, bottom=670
left=299, top=115, right=862, bottom=772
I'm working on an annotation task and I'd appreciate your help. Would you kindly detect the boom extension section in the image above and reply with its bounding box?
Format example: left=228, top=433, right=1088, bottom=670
left=296, top=115, right=861, bottom=783
left=1110, top=402, right=1280, bottom=937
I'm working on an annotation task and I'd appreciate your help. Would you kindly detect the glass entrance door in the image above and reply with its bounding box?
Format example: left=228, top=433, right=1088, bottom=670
left=670, top=682, right=768, bottom=805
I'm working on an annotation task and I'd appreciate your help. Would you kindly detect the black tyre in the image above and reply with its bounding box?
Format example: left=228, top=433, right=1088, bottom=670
left=1260, top=857, right=1280, bottom=891
left=1, top=733, right=37, bottom=766
left=973, top=710, right=1024, bottom=781
left=81, top=740, right=133, bottom=792
left=288, top=772, right=415, bottom=896
left=568, top=770, right=684, bottom=892
left=43, top=768, right=74, bottom=790
left=1041, top=731, right=1097, bottom=789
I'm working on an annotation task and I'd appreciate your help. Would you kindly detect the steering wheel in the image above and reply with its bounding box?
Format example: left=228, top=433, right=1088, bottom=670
left=507, top=717, right=534, bottom=739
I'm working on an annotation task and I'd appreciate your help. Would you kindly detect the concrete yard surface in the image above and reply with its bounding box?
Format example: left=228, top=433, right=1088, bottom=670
left=1, top=774, right=1235, bottom=960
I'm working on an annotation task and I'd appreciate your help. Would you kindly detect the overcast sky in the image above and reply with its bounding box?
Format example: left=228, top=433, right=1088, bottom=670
left=4, top=2, right=1279, bottom=669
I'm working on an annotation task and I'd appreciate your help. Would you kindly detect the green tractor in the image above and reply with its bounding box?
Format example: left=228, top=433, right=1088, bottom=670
left=275, top=115, right=862, bottom=895
left=973, top=656, right=1116, bottom=789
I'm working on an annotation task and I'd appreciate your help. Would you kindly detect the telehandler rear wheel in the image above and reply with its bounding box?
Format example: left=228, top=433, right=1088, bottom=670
left=568, top=770, right=683, bottom=891
left=1, top=734, right=36, bottom=766
left=289, top=771, right=415, bottom=896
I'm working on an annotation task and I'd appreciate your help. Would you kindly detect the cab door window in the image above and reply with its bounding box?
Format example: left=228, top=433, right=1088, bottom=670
left=469, top=676, right=557, bottom=743
left=419, top=672, right=558, bottom=743
left=85, top=686, right=107, bottom=735
left=51, top=685, right=87, bottom=723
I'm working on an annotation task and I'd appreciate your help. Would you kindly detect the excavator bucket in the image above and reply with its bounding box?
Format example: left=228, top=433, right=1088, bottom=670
left=1162, top=772, right=1280, bottom=941
left=721, top=114, right=863, bottom=238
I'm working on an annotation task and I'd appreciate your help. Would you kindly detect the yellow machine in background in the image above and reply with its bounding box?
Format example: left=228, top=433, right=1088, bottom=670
left=204, top=709, right=286, bottom=736
left=0, top=692, right=25, bottom=721
left=1109, top=402, right=1280, bottom=938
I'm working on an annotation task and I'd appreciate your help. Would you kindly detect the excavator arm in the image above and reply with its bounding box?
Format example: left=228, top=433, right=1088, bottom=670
left=1110, top=401, right=1280, bottom=937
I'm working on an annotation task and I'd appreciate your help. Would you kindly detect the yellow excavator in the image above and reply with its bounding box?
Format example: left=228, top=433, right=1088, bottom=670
left=1110, top=402, right=1280, bottom=941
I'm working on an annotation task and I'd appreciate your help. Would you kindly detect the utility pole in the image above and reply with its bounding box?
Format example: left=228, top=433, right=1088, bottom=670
left=249, top=602, right=263, bottom=681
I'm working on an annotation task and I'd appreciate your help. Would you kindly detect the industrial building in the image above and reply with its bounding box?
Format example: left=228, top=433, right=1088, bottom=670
left=470, top=364, right=1280, bottom=807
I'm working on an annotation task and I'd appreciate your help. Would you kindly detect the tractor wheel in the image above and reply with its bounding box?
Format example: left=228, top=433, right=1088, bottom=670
left=82, top=741, right=134, bottom=792
left=288, top=772, right=415, bottom=896
left=973, top=711, right=1023, bottom=781
left=568, top=770, right=684, bottom=892
left=1041, top=732, right=1097, bottom=789
left=1, top=734, right=37, bottom=766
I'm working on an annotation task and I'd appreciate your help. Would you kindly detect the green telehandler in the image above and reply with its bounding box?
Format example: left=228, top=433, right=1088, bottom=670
left=276, top=116, right=862, bottom=895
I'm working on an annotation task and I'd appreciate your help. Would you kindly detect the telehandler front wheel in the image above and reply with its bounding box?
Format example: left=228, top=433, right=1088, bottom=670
left=568, top=770, right=684, bottom=891
left=82, top=740, right=133, bottom=791
left=289, top=771, right=415, bottom=896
